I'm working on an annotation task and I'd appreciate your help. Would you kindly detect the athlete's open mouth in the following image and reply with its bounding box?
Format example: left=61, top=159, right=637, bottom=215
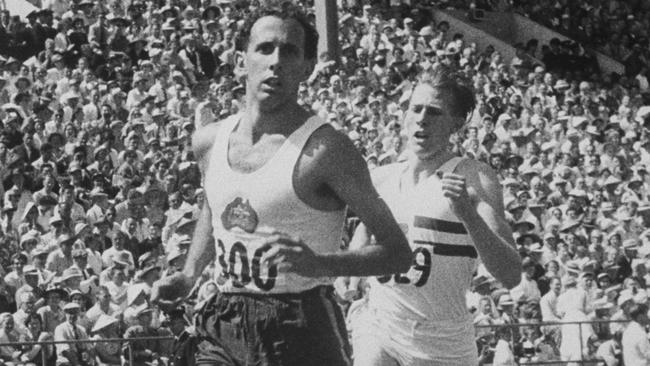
left=413, top=131, right=428, bottom=139
left=262, top=77, right=281, bottom=88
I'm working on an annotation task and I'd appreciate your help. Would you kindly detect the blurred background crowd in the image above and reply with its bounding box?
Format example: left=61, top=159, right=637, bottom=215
left=0, top=0, right=648, bottom=365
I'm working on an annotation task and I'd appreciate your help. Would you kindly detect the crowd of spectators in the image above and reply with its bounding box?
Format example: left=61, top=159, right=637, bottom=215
left=0, top=0, right=648, bottom=365
left=510, top=0, right=650, bottom=78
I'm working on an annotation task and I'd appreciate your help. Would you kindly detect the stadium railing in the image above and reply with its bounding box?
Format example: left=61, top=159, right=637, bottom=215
left=474, top=319, right=630, bottom=366
left=0, top=335, right=174, bottom=366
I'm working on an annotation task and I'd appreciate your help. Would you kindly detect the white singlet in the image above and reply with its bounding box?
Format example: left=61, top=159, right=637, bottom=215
left=204, top=114, right=346, bottom=294
left=355, top=157, right=479, bottom=366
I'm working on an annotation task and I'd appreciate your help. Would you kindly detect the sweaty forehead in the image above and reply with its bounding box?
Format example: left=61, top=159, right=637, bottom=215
left=410, top=84, right=447, bottom=108
left=248, top=16, right=305, bottom=50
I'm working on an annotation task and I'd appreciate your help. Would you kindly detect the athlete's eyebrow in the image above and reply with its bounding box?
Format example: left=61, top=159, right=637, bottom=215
left=411, top=104, right=443, bottom=116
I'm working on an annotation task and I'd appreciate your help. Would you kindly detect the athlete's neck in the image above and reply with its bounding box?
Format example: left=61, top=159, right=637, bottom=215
left=406, top=150, right=455, bottom=185
left=242, top=103, right=308, bottom=143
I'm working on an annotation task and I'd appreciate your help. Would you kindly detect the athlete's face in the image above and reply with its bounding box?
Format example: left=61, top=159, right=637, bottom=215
left=242, top=16, right=312, bottom=112
left=404, top=84, right=460, bottom=159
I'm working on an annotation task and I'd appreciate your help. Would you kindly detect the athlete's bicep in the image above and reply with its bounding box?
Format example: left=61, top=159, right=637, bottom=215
left=467, top=163, right=515, bottom=246
left=320, top=133, right=407, bottom=253
left=192, top=123, right=219, bottom=172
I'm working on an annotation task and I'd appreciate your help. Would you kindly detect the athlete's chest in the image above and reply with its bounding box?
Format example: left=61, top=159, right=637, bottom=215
left=227, top=134, right=287, bottom=173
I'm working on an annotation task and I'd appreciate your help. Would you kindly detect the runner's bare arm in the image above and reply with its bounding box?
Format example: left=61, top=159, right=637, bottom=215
left=456, top=160, right=521, bottom=288
left=182, top=125, right=219, bottom=282
left=317, top=129, right=411, bottom=276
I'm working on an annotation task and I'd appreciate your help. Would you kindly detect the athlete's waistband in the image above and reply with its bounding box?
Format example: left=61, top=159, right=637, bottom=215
left=368, top=306, right=472, bottom=332
left=218, top=285, right=335, bottom=301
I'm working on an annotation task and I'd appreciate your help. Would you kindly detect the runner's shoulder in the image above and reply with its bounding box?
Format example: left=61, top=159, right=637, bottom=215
left=456, top=158, right=499, bottom=185
left=192, top=115, right=236, bottom=166
left=370, top=162, right=405, bottom=186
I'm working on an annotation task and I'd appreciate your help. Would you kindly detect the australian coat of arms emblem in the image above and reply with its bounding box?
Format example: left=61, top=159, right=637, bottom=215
left=221, top=197, right=259, bottom=233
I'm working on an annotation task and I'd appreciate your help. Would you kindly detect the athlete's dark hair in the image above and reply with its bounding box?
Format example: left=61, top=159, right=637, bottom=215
left=235, top=2, right=318, bottom=60
left=416, top=65, right=476, bottom=129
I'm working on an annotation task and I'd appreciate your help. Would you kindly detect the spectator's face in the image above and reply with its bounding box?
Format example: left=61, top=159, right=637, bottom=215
left=48, top=293, right=60, bottom=306
left=65, top=310, right=79, bottom=323
left=242, top=16, right=311, bottom=112
left=480, top=298, right=492, bottom=314
left=12, top=257, right=25, bottom=272
left=27, top=317, right=41, bottom=335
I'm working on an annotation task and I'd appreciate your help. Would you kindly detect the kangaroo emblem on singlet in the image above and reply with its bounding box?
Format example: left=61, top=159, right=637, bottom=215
left=221, top=197, right=259, bottom=233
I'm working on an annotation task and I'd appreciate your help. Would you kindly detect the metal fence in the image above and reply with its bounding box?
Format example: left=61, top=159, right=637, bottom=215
left=0, top=335, right=174, bottom=366
left=475, top=318, right=630, bottom=365
left=0, top=319, right=632, bottom=366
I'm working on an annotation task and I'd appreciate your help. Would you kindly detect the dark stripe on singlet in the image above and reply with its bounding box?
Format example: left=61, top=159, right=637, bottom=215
left=413, top=215, right=468, bottom=234
left=413, top=240, right=478, bottom=258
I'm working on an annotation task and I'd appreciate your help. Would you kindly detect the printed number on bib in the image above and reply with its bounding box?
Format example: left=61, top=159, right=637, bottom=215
left=217, top=239, right=277, bottom=291
left=377, top=247, right=431, bottom=287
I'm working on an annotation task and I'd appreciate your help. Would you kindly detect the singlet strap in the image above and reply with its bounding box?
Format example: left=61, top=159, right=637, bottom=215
left=280, top=115, right=328, bottom=163
left=438, top=156, right=464, bottom=174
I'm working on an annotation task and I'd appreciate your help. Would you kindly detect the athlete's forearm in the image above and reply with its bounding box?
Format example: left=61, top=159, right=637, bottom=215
left=318, top=232, right=411, bottom=277
left=182, top=204, right=215, bottom=282
left=461, top=207, right=521, bottom=289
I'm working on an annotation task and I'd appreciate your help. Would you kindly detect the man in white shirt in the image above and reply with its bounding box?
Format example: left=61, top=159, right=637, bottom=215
left=54, top=302, right=93, bottom=365
left=511, top=257, right=541, bottom=303
left=540, top=277, right=561, bottom=322
left=623, top=302, right=650, bottom=365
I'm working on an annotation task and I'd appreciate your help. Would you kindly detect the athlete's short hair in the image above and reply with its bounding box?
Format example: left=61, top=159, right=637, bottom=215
left=416, top=65, right=475, bottom=128
left=235, top=2, right=319, bottom=61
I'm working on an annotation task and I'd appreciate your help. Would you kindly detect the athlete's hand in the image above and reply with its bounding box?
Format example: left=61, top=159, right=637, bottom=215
left=151, top=272, right=194, bottom=312
left=438, top=171, right=478, bottom=222
left=262, top=233, right=326, bottom=277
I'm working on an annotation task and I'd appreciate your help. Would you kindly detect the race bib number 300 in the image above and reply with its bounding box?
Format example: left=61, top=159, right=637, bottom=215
left=216, top=239, right=278, bottom=291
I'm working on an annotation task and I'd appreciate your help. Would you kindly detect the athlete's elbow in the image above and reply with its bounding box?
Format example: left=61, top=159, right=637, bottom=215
left=500, top=268, right=522, bottom=290
left=390, top=242, right=413, bottom=273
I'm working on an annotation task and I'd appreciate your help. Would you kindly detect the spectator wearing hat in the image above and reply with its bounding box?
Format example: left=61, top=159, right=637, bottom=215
left=60, top=267, right=85, bottom=295
left=466, top=275, right=497, bottom=314
left=30, top=246, right=54, bottom=286
left=90, top=314, right=121, bottom=366
left=101, top=231, right=135, bottom=273
left=71, top=248, right=98, bottom=297
left=86, top=188, right=109, bottom=225
left=86, top=286, right=120, bottom=331
left=122, top=304, right=170, bottom=366
left=45, top=233, right=75, bottom=276
left=165, top=307, right=196, bottom=366
left=14, top=265, right=45, bottom=311
left=54, top=302, right=94, bottom=366
left=37, top=286, right=67, bottom=334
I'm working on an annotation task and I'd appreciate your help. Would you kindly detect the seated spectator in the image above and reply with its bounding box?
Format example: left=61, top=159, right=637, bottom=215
left=37, top=286, right=67, bottom=334
left=85, top=286, right=120, bottom=332
left=0, top=312, right=22, bottom=365
left=511, top=257, right=542, bottom=303
left=122, top=305, right=169, bottom=366
left=54, top=302, right=94, bottom=366
left=13, top=292, right=36, bottom=338
left=90, top=315, right=121, bottom=366
left=622, top=302, right=650, bottom=365
left=19, top=312, right=55, bottom=366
